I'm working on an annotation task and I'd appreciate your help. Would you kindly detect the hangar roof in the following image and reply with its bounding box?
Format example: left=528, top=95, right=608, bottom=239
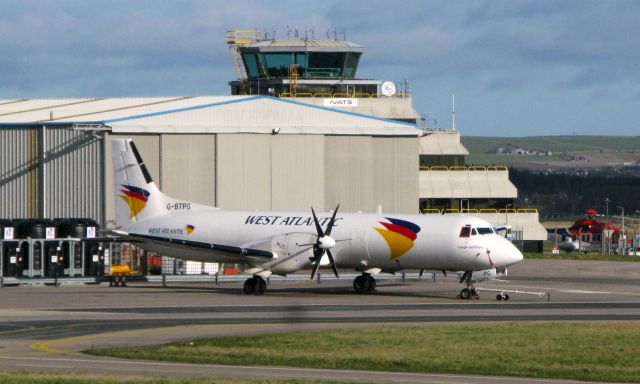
left=0, top=96, right=420, bottom=136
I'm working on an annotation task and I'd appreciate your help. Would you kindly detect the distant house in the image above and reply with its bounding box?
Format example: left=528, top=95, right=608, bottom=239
left=511, top=148, right=528, bottom=155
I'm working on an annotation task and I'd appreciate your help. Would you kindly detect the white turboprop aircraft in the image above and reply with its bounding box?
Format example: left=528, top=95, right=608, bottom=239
left=112, top=138, right=523, bottom=297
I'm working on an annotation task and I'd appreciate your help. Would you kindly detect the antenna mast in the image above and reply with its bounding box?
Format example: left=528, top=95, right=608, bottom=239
left=452, top=94, right=456, bottom=130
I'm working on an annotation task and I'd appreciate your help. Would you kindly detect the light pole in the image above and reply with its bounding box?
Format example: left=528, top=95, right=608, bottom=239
left=505, top=203, right=512, bottom=226
left=605, top=197, right=610, bottom=218
left=620, top=206, right=625, bottom=253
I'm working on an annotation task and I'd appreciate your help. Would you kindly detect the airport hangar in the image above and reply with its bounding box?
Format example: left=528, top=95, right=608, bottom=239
left=0, top=95, right=546, bottom=276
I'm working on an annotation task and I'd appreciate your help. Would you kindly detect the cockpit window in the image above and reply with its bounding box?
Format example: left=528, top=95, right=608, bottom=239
left=471, top=228, right=479, bottom=236
left=476, top=227, right=495, bottom=235
left=459, top=226, right=471, bottom=238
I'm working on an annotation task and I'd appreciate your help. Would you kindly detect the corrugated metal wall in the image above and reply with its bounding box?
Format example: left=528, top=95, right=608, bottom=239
left=216, top=134, right=272, bottom=209
left=325, top=136, right=417, bottom=214
left=325, top=136, right=374, bottom=212
left=160, top=134, right=215, bottom=206
left=0, top=126, right=104, bottom=221
left=271, top=135, right=324, bottom=211
left=392, top=137, right=419, bottom=213
left=0, top=127, right=35, bottom=218
left=44, top=126, right=103, bottom=220
left=4, top=130, right=417, bottom=225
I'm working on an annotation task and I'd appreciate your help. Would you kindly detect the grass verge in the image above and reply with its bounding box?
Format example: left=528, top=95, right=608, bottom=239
left=0, top=372, right=355, bottom=384
left=89, top=322, right=640, bottom=383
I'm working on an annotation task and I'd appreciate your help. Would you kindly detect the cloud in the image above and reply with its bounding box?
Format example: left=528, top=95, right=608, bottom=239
left=0, top=0, right=638, bottom=135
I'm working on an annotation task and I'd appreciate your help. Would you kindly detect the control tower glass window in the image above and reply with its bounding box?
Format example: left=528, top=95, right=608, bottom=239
left=295, top=53, right=307, bottom=75
left=241, top=50, right=360, bottom=79
left=342, top=53, right=360, bottom=78
left=242, top=53, right=265, bottom=78
left=308, top=52, right=344, bottom=78
left=264, top=53, right=294, bottom=77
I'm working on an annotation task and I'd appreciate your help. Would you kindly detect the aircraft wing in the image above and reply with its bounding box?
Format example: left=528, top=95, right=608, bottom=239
left=111, top=230, right=277, bottom=264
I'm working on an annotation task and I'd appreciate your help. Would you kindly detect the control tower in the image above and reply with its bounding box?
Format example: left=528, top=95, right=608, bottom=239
left=226, top=29, right=385, bottom=98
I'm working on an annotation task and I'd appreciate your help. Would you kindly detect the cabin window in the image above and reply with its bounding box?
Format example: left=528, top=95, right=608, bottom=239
left=477, top=227, right=495, bottom=235
left=459, top=226, right=471, bottom=238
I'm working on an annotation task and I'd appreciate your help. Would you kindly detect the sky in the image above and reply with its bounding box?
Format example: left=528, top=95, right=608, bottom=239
left=0, top=0, right=639, bottom=137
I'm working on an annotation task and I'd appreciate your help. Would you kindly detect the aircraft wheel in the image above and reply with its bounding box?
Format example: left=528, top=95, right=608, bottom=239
left=353, top=275, right=365, bottom=294
left=243, top=278, right=255, bottom=295
left=362, top=278, right=372, bottom=294
left=257, top=277, right=267, bottom=295
left=366, top=275, right=376, bottom=293
left=496, top=294, right=503, bottom=301
left=503, top=293, right=510, bottom=301
left=460, top=288, right=470, bottom=299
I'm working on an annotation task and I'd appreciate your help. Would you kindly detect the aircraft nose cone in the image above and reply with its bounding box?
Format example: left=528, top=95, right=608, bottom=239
left=506, top=242, right=524, bottom=266
left=491, top=236, right=524, bottom=267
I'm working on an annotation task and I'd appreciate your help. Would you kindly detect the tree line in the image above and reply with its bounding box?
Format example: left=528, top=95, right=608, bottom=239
left=509, top=169, right=640, bottom=219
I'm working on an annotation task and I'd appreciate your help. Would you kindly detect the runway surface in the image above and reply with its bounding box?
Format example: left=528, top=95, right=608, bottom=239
left=1, top=258, right=639, bottom=383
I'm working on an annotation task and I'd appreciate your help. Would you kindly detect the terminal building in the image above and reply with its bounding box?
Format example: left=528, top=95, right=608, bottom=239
left=0, top=30, right=545, bottom=278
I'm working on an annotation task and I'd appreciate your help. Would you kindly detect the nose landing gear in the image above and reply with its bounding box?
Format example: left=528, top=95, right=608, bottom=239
left=458, top=271, right=479, bottom=300
left=459, top=287, right=479, bottom=299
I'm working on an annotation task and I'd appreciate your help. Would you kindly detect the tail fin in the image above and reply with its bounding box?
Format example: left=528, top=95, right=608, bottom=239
left=112, top=138, right=213, bottom=228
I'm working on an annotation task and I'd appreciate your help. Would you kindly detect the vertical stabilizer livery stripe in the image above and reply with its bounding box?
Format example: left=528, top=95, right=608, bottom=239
left=129, top=141, right=153, bottom=184
left=120, top=184, right=151, bottom=218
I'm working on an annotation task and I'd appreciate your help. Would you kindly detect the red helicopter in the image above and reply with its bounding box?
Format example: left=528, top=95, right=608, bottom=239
left=569, top=209, right=621, bottom=245
left=548, top=209, right=622, bottom=253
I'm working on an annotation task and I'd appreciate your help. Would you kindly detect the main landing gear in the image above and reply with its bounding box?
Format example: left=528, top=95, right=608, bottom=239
left=458, top=271, right=479, bottom=300
left=353, top=273, right=376, bottom=294
left=243, top=276, right=267, bottom=295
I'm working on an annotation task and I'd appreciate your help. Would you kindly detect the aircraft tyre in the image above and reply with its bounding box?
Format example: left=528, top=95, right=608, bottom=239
left=353, top=274, right=375, bottom=294
left=243, top=276, right=267, bottom=295
left=243, top=278, right=255, bottom=295
left=460, top=288, right=479, bottom=299
left=497, top=293, right=510, bottom=301
left=257, top=277, right=267, bottom=294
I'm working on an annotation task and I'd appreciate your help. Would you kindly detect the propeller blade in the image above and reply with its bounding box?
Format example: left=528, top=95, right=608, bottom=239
left=310, top=207, right=324, bottom=237
left=327, top=249, right=339, bottom=278
left=325, top=204, right=340, bottom=236
left=310, top=258, right=322, bottom=280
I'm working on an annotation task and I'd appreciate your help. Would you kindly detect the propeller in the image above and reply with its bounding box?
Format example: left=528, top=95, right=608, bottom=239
left=304, top=205, right=340, bottom=280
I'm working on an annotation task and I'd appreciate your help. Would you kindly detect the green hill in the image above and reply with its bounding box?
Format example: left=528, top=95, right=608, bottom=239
left=461, top=136, right=640, bottom=169
left=462, top=136, right=640, bottom=154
